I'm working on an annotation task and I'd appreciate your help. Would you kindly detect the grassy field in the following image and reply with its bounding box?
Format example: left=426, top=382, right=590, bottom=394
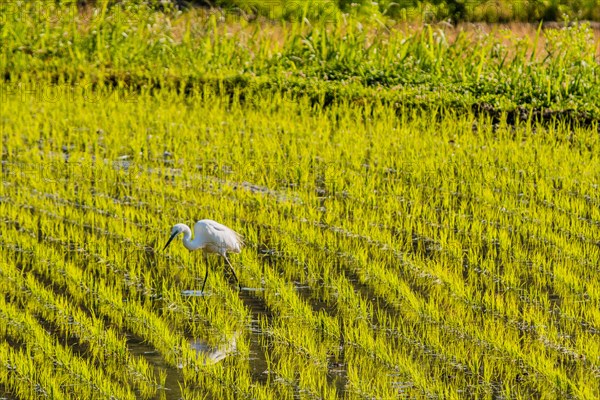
left=1, top=2, right=600, bottom=400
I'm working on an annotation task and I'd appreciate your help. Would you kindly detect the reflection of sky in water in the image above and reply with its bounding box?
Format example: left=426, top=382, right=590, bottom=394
left=181, top=286, right=265, bottom=299
left=181, top=290, right=208, bottom=297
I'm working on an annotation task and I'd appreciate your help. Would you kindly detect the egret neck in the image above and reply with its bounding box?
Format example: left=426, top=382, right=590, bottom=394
left=179, top=224, right=204, bottom=251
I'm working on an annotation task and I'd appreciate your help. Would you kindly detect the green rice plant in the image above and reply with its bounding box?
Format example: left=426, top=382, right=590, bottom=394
left=0, top=296, right=137, bottom=399
left=0, top=261, right=159, bottom=398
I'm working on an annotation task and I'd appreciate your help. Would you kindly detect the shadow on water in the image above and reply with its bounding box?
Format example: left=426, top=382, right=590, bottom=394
left=293, top=282, right=349, bottom=395
left=0, top=383, right=16, bottom=400
left=126, top=336, right=182, bottom=400
left=237, top=286, right=272, bottom=385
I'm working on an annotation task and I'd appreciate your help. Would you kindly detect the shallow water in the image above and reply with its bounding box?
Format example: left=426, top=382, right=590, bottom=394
left=125, top=287, right=273, bottom=399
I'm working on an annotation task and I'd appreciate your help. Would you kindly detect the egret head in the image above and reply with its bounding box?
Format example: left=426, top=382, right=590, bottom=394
left=163, top=223, right=188, bottom=251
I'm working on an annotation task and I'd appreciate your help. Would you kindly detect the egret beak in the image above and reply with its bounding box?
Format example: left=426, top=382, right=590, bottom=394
left=163, top=231, right=179, bottom=251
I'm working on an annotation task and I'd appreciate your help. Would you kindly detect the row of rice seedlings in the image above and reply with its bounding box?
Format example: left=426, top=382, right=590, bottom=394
left=255, top=219, right=552, bottom=397
left=0, top=294, right=136, bottom=399
left=0, top=340, right=67, bottom=399
left=0, top=208, right=189, bottom=362
left=261, top=350, right=339, bottom=400
left=208, top=196, right=529, bottom=398
left=333, top=276, right=442, bottom=398
left=0, top=259, right=158, bottom=398
left=3, top=85, right=599, bottom=397
left=1, top=174, right=260, bottom=397
left=254, top=279, right=338, bottom=398
left=3, top=165, right=253, bottom=338
left=0, top=211, right=256, bottom=399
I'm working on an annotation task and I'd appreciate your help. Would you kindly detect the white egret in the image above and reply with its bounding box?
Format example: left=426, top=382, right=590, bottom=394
left=163, top=219, right=243, bottom=292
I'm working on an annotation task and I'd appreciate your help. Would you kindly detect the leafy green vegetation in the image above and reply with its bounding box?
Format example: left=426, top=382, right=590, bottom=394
left=2, top=2, right=600, bottom=124
left=1, top=2, right=599, bottom=399
left=75, top=0, right=600, bottom=22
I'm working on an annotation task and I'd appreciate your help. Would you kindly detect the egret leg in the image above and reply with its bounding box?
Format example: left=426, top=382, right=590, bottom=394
left=201, top=254, right=209, bottom=293
left=223, top=255, right=241, bottom=290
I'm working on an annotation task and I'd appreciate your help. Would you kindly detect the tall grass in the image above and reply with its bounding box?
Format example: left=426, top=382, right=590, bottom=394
left=1, top=2, right=599, bottom=123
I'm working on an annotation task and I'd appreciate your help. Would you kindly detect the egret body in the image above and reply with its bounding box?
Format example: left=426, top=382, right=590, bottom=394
left=163, top=219, right=243, bottom=292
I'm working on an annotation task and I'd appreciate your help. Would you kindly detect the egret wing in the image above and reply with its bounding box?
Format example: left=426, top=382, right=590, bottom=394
left=195, top=219, right=243, bottom=254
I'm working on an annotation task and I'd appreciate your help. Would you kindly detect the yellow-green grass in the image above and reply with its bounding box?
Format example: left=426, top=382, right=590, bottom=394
left=1, top=83, right=599, bottom=399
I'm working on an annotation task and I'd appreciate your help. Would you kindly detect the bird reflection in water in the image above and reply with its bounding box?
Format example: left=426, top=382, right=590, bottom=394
left=190, top=332, right=238, bottom=365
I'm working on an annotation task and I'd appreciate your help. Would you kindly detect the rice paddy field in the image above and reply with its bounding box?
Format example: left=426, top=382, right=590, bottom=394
left=1, top=2, right=600, bottom=399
